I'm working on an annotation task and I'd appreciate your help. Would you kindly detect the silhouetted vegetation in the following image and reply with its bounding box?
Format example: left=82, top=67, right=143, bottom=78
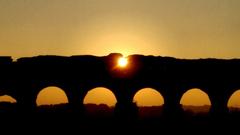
left=182, top=105, right=210, bottom=116
left=0, top=102, right=18, bottom=113
left=0, top=102, right=239, bottom=118
left=0, top=102, right=240, bottom=133
left=84, top=103, right=115, bottom=118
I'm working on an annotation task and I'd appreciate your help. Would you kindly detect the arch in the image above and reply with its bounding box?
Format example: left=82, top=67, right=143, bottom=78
left=0, top=95, right=17, bottom=112
left=133, top=88, right=164, bottom=118
left=180, top=88, right=211, bottom=114
left=36, top=86, right=69, bottom=106
left=227, top=90, right=240, bottom=112
left=133, top=88, right=164, bottom=107
left=0, top=95, right=17, bottom=103
left=83, top=87, right=117, bottom=117
left=83, top=87, right=117, bottom=107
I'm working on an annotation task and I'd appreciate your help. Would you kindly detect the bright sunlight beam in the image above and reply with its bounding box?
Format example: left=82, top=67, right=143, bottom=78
left=118, top=57, right=128, bottom=68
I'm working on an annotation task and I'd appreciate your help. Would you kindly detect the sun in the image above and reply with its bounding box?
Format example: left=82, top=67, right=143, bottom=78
left=118, top=57, right=128, bottom=68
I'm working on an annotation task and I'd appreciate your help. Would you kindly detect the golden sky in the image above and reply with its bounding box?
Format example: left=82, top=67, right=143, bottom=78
left=1, top=0, right=240, bottom=59
left=0, top=0, right=240, bottom=107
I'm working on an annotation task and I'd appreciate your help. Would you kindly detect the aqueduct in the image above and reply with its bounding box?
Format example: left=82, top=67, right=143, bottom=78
left=0, top=53, right=240, bottom=116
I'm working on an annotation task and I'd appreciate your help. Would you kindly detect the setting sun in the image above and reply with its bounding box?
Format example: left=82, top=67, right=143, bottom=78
left=118, top=57, right=128, bottom=68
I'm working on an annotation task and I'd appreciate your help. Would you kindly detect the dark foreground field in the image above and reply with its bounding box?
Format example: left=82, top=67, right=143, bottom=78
left=0, top=103, right=239, bottom=134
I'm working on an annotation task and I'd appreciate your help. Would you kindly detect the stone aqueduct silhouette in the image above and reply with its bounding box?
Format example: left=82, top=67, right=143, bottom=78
left=0, top=53, right=240, bottom=116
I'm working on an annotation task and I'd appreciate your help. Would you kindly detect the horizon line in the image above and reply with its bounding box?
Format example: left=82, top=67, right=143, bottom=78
left=2, top=53, right=240, bottom=62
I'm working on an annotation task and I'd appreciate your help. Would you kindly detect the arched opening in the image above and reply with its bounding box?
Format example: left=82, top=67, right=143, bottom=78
left=36, top=86, right=69, bottom=112
left=228, top=90, right=240, bottom=112
left=180, top=88, right=211, bottom=115
left=0, top=95, right=17, bottom=112
left=133, top=88, right=164, bottom=118
left=0, top=95, right=17, bottom=103
left=83, top=87, right=117, bottom=117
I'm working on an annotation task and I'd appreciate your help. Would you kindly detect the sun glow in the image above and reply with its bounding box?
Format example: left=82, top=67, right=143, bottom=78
left=118, top=57, right=128, bottom=67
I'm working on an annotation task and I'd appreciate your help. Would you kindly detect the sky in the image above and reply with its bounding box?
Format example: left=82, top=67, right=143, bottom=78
left=0, top=0, right=240, bottom=59
left=0, top=0, right=240, bottom=107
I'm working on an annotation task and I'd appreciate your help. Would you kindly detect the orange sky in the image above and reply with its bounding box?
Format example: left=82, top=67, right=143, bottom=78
left=0, top=0, right=240, bottom=107
left=1, top=0, right=240, bottom=59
